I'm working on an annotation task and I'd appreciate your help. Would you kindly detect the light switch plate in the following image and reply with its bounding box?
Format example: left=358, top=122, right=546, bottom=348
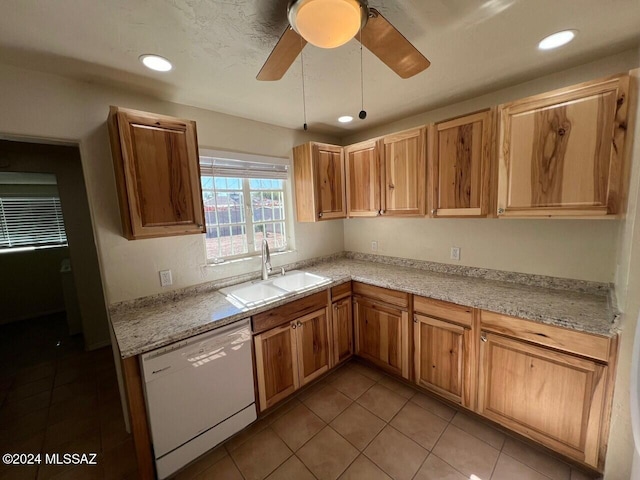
left=159, top=270, right=173, bottom=287
left=450, top=247, right=461, bottom=261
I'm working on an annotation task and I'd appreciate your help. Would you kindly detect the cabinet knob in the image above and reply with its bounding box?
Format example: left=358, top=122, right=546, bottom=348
left=333, top=304, right=338, bottom=310
left=297, top=321, right=302, bottom=327
left=292, top=323, right=297, bottom=329
left=318, top=212, right=323, bottom=218
left=197, top=223, right=203, bottom=228
left=413, top=316, right=418, bottom=324
left=431, top=209, right=437, bottom=215
left=480, top=334, right=487, bottom=342
left=381, top=209, right=386, bottom=214
left=558, top=128, right=566, bottom=136
left=497, top=208, right=505, bottom=215
left=377, top=210, right=381, bottom=216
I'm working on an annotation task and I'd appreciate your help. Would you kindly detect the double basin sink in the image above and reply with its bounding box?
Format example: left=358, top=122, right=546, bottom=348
left=220, top=270, right=331, bottom=308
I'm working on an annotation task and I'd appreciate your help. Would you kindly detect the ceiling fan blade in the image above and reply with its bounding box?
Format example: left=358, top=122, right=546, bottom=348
left=257, top=27, right=307, bottom=81
left=359, top=8, right=431, bottom=79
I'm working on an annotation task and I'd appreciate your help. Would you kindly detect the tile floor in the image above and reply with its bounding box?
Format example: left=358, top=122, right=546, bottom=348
left=0, top=313, right=137, bottom=480
left=174, top=361, right=602, bottom=480
left=0, top=316, right=603, bottom=480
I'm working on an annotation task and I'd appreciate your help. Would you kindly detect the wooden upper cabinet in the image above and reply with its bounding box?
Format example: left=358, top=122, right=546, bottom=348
left=381, top=127, right=427, bottom=216
left=478, top=332, right=607, bottom=468
left=292, top=142, right=346, bottom=222
left=429, top=110, right=494, bottom=217
left=497, top=74, right=630, bottom=217
left=107, top=106, right=206, bottom=239
left=345, top=139, right=381, bottom=217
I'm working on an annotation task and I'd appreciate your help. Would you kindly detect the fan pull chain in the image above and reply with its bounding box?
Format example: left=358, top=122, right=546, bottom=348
left=359, top=29, right=367, bottom=120
left=300, top=36, right=308, bottom=131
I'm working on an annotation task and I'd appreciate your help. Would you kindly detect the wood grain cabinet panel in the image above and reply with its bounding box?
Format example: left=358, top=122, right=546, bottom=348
left=429, top=110, right=494, bottom=217
left=254, top=323, right=299, bottom=411
left=354, top=296, right=409, bottom=378
left=254, top=305, right=331, bottom=411
left=478, top=332, right=607, bottom=468
left=296, top=308, right=331, bottom=386
left=345, top=139, right=382, bottom=217
left=414, top=314, right=471, bottom=406
left=107, top=106, right=205, bottom=239
left=497, top=74, right=629, bottom=217
left=332, top=297, right=354, bottom=366
left=293, top=142, right=346, bottom=222
left=381, top=127, right=427, bottom=216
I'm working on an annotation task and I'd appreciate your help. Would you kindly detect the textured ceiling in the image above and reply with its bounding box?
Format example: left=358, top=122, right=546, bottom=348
left=1, top=0, right=639, bottom=135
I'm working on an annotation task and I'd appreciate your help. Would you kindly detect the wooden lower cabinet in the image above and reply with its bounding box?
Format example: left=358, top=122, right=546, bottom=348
left=254, top=307, right=331, bottom=411
left=354, top=296, right=409, bottom=378
left=414, top=314, right=470, bottom=406
left=478, top=331, right=607, bottom=468
left=254, top=322, right=299, bottom=411
left=295, top=308, right=331, bottom=386
left=332, top=297, right=354, bottom=365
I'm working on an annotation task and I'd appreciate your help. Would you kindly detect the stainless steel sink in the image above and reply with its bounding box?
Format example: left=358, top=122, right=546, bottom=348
left=220, top=270, right=330, bottom=308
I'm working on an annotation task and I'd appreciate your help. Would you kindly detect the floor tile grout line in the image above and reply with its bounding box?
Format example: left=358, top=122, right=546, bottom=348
left=498, top=450, right=563, bottom=480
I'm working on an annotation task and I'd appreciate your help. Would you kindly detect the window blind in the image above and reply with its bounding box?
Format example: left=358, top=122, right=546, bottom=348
left=199, top=157, right=288, bottom=180
left=0, top=197, right=68, bottom=249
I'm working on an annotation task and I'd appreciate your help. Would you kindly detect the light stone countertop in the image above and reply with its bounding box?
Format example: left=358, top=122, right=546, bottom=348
left=110, top=257, right=618, bottom=359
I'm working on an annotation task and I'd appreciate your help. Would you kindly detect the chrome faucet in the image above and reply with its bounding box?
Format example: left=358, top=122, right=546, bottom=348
left=261, top=238, right=272, bottom=280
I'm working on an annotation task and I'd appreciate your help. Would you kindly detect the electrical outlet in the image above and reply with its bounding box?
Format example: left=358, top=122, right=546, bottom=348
left=159, top=270, right=173, bottom=287
left=450, top=247, right=461, bottom=261
left=371, top=241, right=378, bottom=252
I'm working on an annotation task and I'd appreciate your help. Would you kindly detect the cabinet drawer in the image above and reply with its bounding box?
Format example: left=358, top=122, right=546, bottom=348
left=252, top=291, right=328, bottom=334
left=353, top=282, right=409, bottom=308
left=331, top=281, right=352, bottom=300
left=414, top=296, right=472, bottom=327
left=480, top=310, right=611, bottom=362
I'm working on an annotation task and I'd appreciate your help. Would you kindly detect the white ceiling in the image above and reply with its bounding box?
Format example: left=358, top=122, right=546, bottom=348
left=1, top=0, right=639, bottom=135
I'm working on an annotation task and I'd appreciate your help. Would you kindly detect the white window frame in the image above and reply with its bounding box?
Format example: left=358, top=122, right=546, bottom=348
left=199, top=149, right=293, bottom=264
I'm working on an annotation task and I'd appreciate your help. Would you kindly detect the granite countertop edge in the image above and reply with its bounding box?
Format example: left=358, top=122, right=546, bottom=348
left=110, top=258, right=618, bottom=359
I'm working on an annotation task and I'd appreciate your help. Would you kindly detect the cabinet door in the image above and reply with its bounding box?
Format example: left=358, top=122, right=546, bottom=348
left=430, top=110, right=493, bottom=217
left=478, top=332, right=607, bottom=467
left=381, top=128, right=426, bottom=216
left=314, top=144, right=346, bottom=220
left=345, top=140, right=381, bottom=217
left=293, top=142, right=345, bottom=222
left=354, top=297, right=409, bottom=378
left=254, top=323, right=299, bottom=412
left=108, top=107, right=205, bottom=239
left=295, top=308, right=331, bottom=386
left=332, top=297, right=353, bottom=365
left=497, top=75, right=629, bottom=217
left=414, top=314, right=470, bottom=406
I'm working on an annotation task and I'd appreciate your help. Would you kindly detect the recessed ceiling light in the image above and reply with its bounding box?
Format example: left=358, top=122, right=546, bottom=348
left=139, top=54, right=173, bottom=72
left=538, top=30, right=576, bottom=50
left=338, top=115, right=353, bottom=123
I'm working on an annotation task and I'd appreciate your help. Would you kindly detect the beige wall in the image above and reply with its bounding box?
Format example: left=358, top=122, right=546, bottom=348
left=0, top=63, right=343, bottom=330
left=0, top=246, right=68, bottom=324
left=606, top=66, right=640, bottom=480
left=345, top=218, right=618, bottom=282
left=340, top=49, right=640, bottom=283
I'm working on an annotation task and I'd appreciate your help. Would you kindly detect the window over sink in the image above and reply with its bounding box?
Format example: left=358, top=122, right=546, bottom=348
left=199, top=151, right=290, bottom=263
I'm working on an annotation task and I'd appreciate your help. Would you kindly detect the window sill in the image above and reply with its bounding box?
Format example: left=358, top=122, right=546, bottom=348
left=204, top=249, right=295, bottom=267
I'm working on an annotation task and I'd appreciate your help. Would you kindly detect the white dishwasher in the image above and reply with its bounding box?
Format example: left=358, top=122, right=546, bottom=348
left=141, top=319, right=256, bottom=479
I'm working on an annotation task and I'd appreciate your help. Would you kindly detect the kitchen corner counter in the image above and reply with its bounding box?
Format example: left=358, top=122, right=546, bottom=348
left=109, top=256, right=618, bottom=359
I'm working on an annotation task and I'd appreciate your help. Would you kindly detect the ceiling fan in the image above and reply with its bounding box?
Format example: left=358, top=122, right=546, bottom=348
left=257, top=0, right=431, bottom=81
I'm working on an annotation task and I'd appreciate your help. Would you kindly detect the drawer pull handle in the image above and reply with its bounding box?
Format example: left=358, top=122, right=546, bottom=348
left=480, top=334, right=487, bottom=342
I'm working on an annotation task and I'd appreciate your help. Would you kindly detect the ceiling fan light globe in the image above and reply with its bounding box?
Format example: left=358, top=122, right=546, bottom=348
left=288, top=0, right=368, bottom=49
